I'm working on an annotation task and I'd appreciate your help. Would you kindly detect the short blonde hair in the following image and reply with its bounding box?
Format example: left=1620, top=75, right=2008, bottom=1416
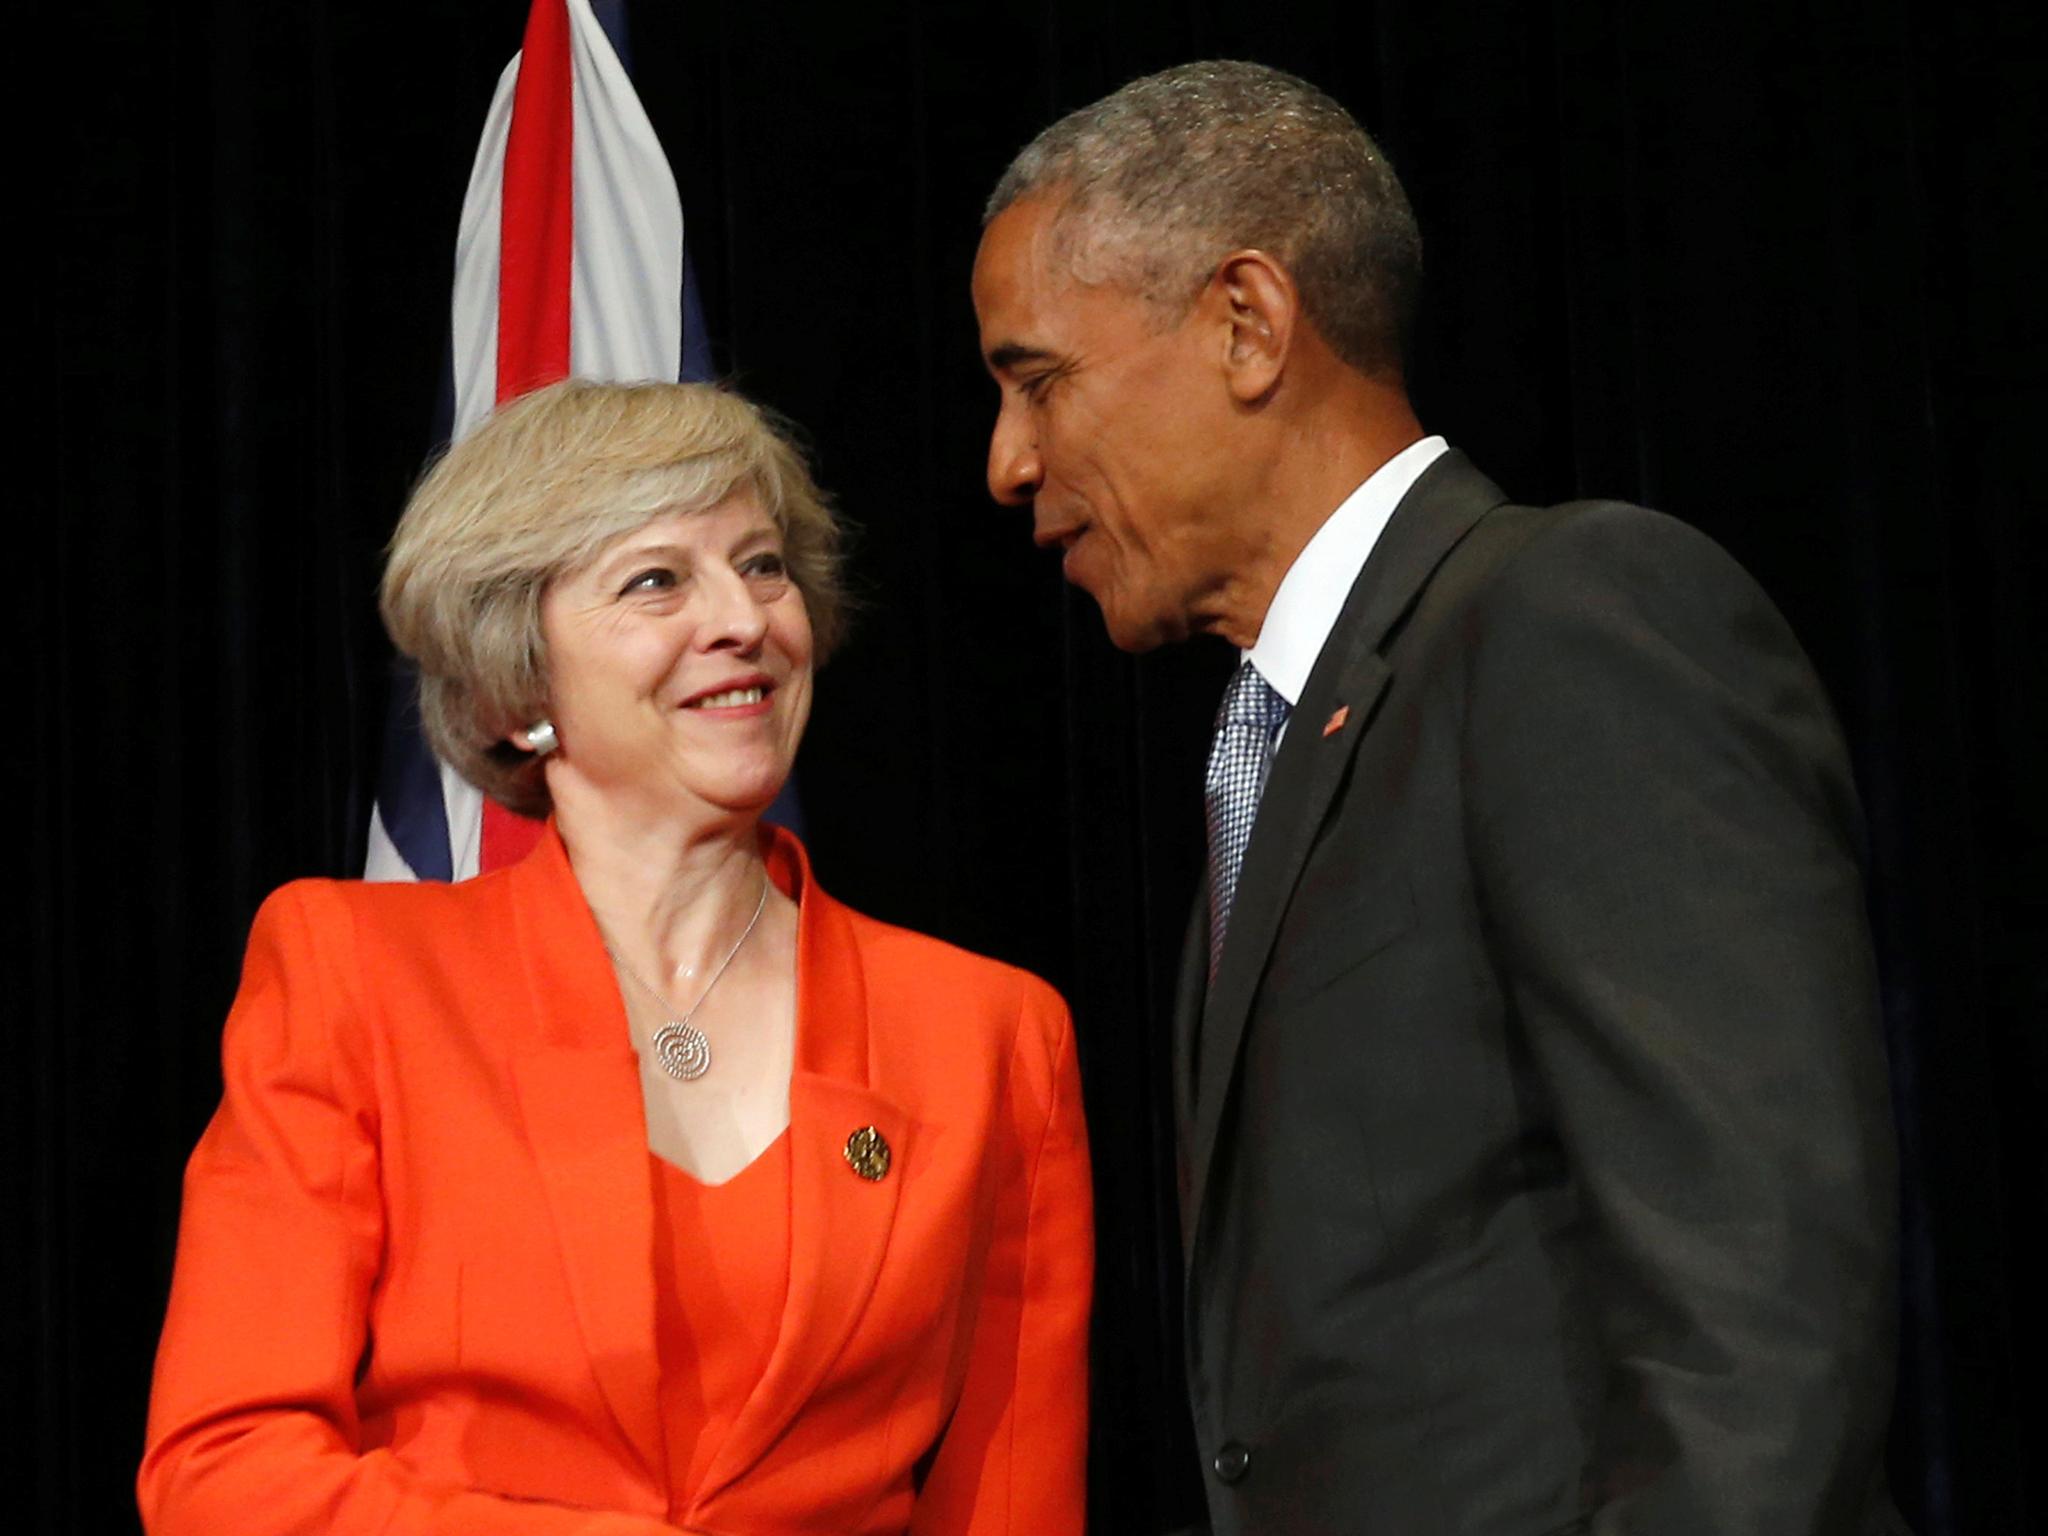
left=381, top=378, right=849, bottom=816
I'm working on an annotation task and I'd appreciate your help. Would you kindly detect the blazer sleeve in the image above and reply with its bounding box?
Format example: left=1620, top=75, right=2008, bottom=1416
left=1462, top=508, right=1899, bottom=1535
left=137, top=884, right=675, bottom=1536
left=909, top=979, right=1093, bottom=1536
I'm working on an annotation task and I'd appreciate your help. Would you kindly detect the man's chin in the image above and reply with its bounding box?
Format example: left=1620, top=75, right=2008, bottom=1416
left=1094, top=597, right=1178, bottom=654
left=1065, top=565, right=1181, bottom=652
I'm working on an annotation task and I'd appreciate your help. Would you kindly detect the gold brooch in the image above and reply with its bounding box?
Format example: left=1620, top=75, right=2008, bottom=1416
left=843, top=1125, right=891, bottom=1181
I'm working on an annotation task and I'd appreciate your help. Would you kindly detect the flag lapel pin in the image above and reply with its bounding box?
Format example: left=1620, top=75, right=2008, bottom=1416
left=1322, top=705, right=1350, bottom=737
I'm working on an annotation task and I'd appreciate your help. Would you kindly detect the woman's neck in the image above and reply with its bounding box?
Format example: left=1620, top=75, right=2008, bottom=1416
left=550, top=784, right=771, bottom=985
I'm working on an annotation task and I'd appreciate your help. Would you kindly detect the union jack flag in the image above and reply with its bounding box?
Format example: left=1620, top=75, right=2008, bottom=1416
left=367, top=0, right=741, bottom=881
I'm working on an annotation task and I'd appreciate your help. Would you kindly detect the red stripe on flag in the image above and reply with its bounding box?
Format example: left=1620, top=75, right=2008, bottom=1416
left=484, top=0, right=573, bottom=873
left=482, top=786, right=549, bottom=870
left=497, top=0, right=574, bottom=402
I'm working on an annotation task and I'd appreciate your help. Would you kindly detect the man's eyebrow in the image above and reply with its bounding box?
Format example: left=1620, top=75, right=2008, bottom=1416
left=986, top=342, right=1058, bottom=373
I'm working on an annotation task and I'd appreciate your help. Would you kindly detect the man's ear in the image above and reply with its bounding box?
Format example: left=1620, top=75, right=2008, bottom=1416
left=1215, top=249, right=1299, bottom=404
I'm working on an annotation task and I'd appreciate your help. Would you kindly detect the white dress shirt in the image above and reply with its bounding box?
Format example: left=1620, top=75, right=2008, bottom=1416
left=1247, top=435, right=1449, bottom=745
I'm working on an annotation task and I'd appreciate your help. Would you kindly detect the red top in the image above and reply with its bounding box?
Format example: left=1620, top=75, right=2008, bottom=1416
left=649, top=1130, right=793, bottom=1514
left=140, top=822, right=1092, bottom=1536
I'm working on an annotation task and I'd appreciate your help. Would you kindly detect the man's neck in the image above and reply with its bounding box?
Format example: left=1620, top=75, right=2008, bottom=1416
left=1207, top=375, right=1426, bottom=649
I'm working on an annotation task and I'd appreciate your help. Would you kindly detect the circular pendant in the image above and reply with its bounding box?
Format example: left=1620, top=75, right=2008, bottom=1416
left=651, top=1021, right=712, bottom=1081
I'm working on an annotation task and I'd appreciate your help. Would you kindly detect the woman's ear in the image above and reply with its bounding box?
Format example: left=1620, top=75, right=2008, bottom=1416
left=515, top=720, right=559, bottom=756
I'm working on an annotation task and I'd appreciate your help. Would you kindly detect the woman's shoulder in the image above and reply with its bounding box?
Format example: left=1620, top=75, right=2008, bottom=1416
left=246, top=867, right=519, bottom=962
left=829, top=903, right=1081, bottom=1145
left=829, top=899, right=1073, bottom=1057
left=845, top=904, right=1059, bottom=999
left=260, top=866, right=511, bottom=917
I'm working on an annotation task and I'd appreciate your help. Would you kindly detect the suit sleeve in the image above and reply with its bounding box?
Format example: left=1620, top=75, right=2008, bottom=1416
left=137, top=885, right=676, bottom=1536
left=1462, top=508, right=1899, bottom=1535
left=909, top=981, right=1093, bottom=1536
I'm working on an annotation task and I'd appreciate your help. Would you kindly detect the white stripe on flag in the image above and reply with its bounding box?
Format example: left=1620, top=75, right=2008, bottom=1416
left=450, top=57, right=520, bottom=443
left=568, top=0, right=683, bottom=382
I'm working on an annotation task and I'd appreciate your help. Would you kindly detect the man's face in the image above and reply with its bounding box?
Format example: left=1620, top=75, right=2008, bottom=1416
left=972, top=197, right=1240, bottom=652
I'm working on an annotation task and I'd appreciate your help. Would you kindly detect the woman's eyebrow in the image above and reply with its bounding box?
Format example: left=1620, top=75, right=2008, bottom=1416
left=590, top=540, right=692, bottom=579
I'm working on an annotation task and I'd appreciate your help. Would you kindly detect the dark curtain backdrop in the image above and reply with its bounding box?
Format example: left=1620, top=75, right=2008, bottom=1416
left=17, top=1, right=2042, bottom=1532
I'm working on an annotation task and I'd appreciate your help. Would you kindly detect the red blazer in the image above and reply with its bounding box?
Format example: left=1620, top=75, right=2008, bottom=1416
left=139, top=825, right=1092, bottom=1536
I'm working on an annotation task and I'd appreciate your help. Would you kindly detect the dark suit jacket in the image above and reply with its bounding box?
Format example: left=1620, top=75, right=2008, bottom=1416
left=1174, top=453, right=1900, bottom=1536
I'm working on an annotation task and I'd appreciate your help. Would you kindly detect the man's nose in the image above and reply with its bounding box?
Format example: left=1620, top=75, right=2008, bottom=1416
left=986, top=406, right=1043, bottom=507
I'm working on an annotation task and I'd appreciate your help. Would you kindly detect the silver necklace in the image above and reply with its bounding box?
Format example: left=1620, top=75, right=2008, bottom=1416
left=609, top=879, right=769, bottom=1082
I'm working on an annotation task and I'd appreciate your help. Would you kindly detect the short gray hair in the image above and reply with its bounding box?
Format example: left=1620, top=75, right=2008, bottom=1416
left=987, top=60, right=1421, bottom=378
left=380, top=378, right=848, bottom=817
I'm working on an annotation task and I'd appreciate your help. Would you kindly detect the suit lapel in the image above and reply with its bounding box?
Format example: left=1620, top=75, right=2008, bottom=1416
left=1181, top=452, right=1510, bottom=1252
left=693, top=830, right=913, bottom=1507
left=506, top=826, right=667, bottom=1491
left=1170, top=885, right=1208, bottom=1188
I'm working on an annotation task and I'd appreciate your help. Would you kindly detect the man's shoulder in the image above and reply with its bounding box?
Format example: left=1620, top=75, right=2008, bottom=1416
left=1434, top=491, right=1768, bottom=624
left=1467, top=492, right=1730, bottom=567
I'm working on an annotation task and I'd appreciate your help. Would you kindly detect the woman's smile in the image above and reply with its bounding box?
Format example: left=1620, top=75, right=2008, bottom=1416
left=680, top=673, right=776, bottom=715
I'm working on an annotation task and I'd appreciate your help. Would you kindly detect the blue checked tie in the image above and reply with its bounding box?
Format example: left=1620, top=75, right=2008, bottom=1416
left=1205, top=661, right=1291, bottom=975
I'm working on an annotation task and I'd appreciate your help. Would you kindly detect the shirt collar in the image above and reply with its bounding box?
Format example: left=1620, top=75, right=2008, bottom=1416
left=1246, top=435, right=1449, bottom=704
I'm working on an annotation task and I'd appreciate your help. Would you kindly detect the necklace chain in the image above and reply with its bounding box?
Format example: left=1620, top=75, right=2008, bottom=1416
left=609, top=877, right=769, bottom=1082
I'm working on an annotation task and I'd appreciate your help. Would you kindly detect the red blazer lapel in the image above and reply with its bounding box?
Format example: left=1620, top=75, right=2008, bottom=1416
left=693, top=828, right=915, bottom=1509
left=505, top=826, right=668, bottom=1495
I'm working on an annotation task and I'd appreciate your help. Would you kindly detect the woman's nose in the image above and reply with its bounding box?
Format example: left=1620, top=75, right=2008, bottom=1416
left=697, top=567, right=772, bottom=650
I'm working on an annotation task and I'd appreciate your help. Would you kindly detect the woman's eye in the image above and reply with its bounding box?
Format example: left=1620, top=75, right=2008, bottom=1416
left=744, top=552, right=789, bottom=580
left=620, top=567, right=676, bottom=594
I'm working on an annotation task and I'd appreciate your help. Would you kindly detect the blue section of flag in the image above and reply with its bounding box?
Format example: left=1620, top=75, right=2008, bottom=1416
left=682, top=258, right=713, bottom=383
left=376, top=657, right=454, bottom=881
left=589, top=0, right=628, bottom=58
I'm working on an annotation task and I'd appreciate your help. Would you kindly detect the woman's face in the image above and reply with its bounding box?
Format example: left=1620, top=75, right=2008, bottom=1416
left=534, top=490, right=814, bottom=821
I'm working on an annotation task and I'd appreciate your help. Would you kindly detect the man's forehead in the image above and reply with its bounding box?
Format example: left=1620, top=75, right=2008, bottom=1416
left=974, top=199, right=1103, bottom=359
left=983, top=192, right=1065, bottom=257
left=977, top=196, right=1085, bottom=297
